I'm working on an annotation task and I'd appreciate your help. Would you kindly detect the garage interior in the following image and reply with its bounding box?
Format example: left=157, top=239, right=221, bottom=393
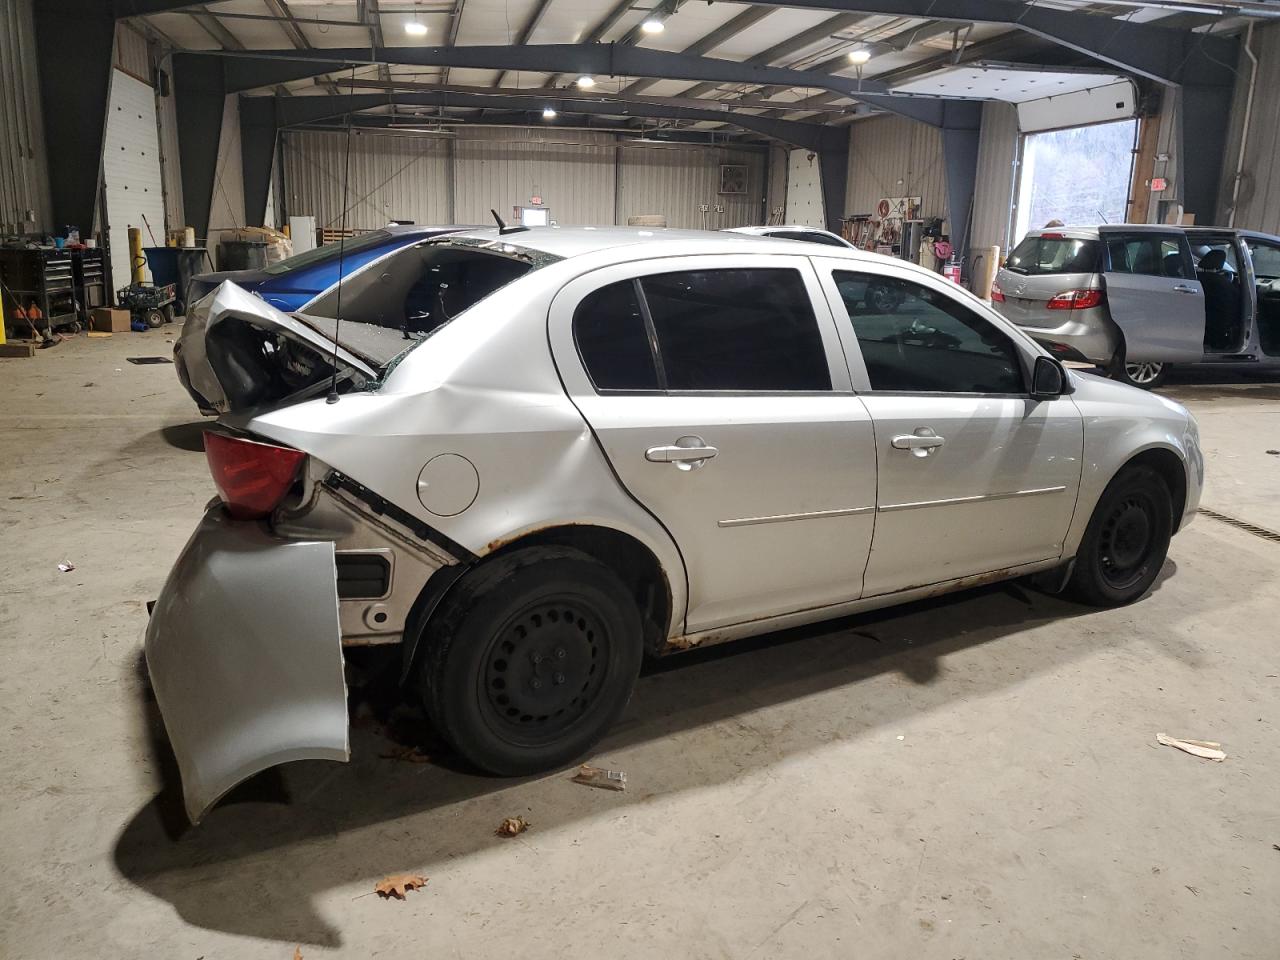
left=2, top=1, right=1279, bottom=957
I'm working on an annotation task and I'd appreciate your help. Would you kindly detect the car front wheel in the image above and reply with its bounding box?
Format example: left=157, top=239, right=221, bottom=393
left=1065, top=463, right=1173, bottom=607
left=417, top=546, right=643, bottom=776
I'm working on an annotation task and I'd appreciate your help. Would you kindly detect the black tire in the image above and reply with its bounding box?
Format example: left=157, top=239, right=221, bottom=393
left=417, top=547, right=643, bottom=776
left=162, top=304, right=175, bottom=324
left=144, top=308, right=165, bottom=329
left=1065, top=464, right=1173, bottom=607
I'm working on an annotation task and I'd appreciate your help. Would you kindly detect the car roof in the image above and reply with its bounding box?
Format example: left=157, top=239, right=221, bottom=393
left=383, top=224, right=477, bottom=237
left=727, top=225, right=835, bottom=236
left=1022, top=224, right=1280, bottom=244
left=430, top=225, right=842, bottom=260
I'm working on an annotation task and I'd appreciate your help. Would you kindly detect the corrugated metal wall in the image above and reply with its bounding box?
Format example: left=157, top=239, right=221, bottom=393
left=454, top=129, right=615, bottom=225
left=1219, top=22, right=1280, bottom=232
left=617, top=143, right=763, bottom=229
left=282, top=129, right=452, bottom=230
left=0, top=0, right=52, bottom=233
left=845, top=114, right=948, bottom=220
left=280, top=128, right=766, bottom=230
left=969, top=101, right=1019, bottom=255
left=113, top=22, right=151, bottom=83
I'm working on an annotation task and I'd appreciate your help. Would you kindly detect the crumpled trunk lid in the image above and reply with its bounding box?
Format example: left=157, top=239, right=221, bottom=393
left=175, top=281, right=408, bottom=415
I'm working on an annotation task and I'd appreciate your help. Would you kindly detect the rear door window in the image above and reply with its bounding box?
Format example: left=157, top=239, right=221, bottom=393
left=1246, top=240, right=1280, bottom=279
left=573, top=280, right=660, bottom=391
left=639, top=268, right=831, bottom=392
left=1005, top=236, right=1100, bottom=275
left=1105, top=233, right=1191, bottom=279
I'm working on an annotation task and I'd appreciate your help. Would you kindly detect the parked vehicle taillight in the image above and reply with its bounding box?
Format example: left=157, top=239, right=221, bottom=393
left=204, top=431, right=305, bottom=520
left=1046, top=289, right=1104, bottom=310
left=990, top=281, right=1005, bottom=303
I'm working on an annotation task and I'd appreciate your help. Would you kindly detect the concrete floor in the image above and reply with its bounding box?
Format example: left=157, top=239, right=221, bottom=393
left=2, top=328, right=1278, bottom=959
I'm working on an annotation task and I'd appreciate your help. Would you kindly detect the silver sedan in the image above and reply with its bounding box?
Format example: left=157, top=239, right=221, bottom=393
left=148, top=226, right=1204, bottom=823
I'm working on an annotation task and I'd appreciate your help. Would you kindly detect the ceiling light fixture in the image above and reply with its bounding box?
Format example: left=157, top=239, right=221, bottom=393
left=576, top=75, right=596, bottom=89
left=404, top=19, right=428, bottom=37
left=641, top=16, right=665, bottom=34
left=542, top=106, right=557, bottom=119
left=847, top=49, right=872, bottom=65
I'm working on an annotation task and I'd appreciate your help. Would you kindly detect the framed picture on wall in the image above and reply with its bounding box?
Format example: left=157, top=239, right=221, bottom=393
left=719, top=164, right=749, bottom=195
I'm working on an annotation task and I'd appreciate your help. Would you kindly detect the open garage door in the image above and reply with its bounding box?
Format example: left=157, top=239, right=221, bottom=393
left=103, top=68, right=165, bottom=295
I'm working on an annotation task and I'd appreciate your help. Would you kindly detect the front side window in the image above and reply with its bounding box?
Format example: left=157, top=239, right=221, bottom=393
left=640, top=268, right=831, bottom=392
left=1246, top=240, right=1280, bottom=279
left=832, top=271, right=1025, bottom=394
left=1105, top=233, right=1189, bottom=279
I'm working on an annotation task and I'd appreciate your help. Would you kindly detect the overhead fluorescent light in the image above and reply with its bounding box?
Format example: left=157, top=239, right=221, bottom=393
left=641, top=17, right=665, bottom=34
left=542, top=106, right=557, bottom=119
left=576, top=75, right=596, bottom=89
left=404, top=20, right=428, bottom=37
left=847, top=49, right=872, bottom=65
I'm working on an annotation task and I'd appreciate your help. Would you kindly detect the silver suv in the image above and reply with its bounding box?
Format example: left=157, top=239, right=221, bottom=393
left=149, top=226, right=1202, bottom=823
left=992, top=224, right=1280, bottom=388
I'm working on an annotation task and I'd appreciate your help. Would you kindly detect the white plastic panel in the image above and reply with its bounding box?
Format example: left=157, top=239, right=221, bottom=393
left=103, top=68, right=166, bottom=289
left=1017, top=80, right=1138, bottom=133
left=785, top=148, right=824, bottom=228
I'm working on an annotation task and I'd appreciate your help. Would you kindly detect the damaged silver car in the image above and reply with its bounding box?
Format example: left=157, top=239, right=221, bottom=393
left=148, top=226, right=1204, bottom=822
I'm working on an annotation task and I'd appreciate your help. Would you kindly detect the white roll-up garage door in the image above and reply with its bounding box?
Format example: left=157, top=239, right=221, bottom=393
left=103, top=68, right=165, bottom=293
left=784, top=148, right=825, bottom=228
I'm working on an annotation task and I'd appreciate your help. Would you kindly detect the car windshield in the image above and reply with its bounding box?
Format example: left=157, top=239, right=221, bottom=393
left=1006, top=235, right=1100, bottom=275
left=261, top=230, right=393, bottom=275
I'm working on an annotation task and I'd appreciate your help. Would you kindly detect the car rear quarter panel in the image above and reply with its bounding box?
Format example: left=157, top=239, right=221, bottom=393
left=239, top=270, right=689, bottom=634
left=1063, top=372, right=1203, bottom=555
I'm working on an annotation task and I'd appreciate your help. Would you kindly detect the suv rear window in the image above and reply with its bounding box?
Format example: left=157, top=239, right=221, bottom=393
left=1006, top=236, right=1100, bottom=276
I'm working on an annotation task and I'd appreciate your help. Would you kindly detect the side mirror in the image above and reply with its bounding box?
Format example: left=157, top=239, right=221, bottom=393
left=1030, top=355, right=1068, bottom=399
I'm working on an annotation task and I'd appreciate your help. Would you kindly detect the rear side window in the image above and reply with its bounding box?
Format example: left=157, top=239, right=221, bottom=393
left=640, top=268, right=831, bottom=391
left=573, top=280, right=660, bottom=391
left=1105, top=233, right=1190, bottom=279
left=1006, top=236, right=1100, bottom=275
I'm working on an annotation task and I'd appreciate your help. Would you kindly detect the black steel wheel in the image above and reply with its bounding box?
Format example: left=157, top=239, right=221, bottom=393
left=1066, top=463, right=1173, bottom=606
left=144, top=308, right=165, bottom=329
left=418, top=546, right=643, bottom=775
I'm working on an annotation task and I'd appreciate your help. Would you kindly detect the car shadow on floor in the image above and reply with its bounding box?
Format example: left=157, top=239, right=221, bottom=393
left=113, top=565, right=1183, bottom=947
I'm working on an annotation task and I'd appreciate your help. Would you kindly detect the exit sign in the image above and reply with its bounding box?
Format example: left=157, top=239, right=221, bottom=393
left=1149, top=177, right=1168, bottom=192
left=531, top=195, right=543, bottom=206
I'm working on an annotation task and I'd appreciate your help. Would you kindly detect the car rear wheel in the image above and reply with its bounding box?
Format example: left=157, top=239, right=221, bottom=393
left=417, top=547, right=643, bottom=776
left=1110, top=353, right=1169, bottom=390
left=1065, top=463, right=1173, bottom=607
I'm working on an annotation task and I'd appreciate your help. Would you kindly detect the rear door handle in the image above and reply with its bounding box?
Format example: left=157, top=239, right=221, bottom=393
left=892, top=430, right=945, bottom=458
left=646, top=437, right=718, bottom=470
left=1172, top=283, right=1199, bottom=294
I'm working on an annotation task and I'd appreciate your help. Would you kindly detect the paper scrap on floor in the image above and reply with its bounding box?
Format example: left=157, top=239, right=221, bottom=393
left=1157, top=732, right=1226, bottom=761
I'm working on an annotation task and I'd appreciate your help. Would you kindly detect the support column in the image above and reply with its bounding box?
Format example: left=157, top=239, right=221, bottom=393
left=940, top=101, right=984, bottom=263
left=817, top=129, right=849, bottom=234
left=173, top=53, right=226, bottom=243
left=240, top=96, right=278, bottom=228
left=1180, top=80, right=1235, bottom=224
left=32, top=1, right=116, bottom=235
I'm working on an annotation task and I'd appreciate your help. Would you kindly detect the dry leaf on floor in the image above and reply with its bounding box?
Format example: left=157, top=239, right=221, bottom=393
left=57, top=561, right=75, bottom=573
left=496, top=816, right=530, bottom=837
left=293, top=947, right=303, bottom=960
left=375, top=874, right=428, bottom=900
left=379, top=745, right=430, bottom=763
left=571, top=763, right=627, bottom=791
left=1156, top=732, right=1226, bottom=761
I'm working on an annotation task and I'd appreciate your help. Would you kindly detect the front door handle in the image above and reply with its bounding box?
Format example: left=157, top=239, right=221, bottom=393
left=646, top=436, right=718, bottom=470
left=1172, top=283, right=1199, bottom=294
left=892, top=429, right=946, bottom=458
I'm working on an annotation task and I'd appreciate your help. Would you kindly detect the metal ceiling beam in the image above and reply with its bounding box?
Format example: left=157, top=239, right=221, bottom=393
left=113, top=0, right=232, bottom=15
left=623, top=5, right=775, bottom=95
left=210, top=42, right=919, bottom=104
left=261, top=0, right=341, bottom=94
left=541, top=0, right=634, bottom=89
left=733, top=0, right=1238, bottom=85
left=441, top=0, right=466, bottom=85
left=331, top=76, right=855, bottom=114
left=494, top=0, right=558, bottom=88
left=304, top=113, right=766, bottom=145
left=190, top=3, right=246, bottom=50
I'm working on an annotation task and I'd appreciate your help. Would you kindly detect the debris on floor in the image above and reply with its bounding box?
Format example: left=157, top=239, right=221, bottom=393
left=1156, top=732, right=1226, bottom=761
left=374, top=874, right=428, bottom=900
left=379, top=744, right=430, bottom=764
left=571, top=763, right=627, bottom=792
left=57, top=561, right=75, bottom=573
left=496, top=815, right=530, bottom=838
left=293, top=947, right=303, bottom=960
left=126, top=356, right=173, bottom=365
left=1266, top=449, right=1279, bottom=456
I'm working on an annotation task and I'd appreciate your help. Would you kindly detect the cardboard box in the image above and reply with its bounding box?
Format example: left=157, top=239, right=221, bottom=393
left=90, top=307, right=131, bottom=333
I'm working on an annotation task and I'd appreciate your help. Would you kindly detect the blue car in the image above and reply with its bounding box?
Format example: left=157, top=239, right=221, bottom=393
left=187, top=225, right=470, bottom=313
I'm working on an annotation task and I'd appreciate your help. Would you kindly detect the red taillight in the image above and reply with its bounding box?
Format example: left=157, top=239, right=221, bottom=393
left=990, top=281, right=1005, bottom=303
left=1046, top=288, right=1104, bottom=310
left=204, top=431, right=305, bottom=520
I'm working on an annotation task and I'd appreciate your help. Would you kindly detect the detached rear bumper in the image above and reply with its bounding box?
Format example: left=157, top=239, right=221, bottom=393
left=145, top=507, right=349, bottom=824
